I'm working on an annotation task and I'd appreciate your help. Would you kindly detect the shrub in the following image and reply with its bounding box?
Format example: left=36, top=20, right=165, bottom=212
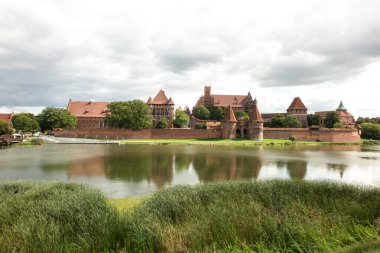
left=156, top=117, right=169, bottom=129
left=30, top=138, right=44, bottom=145
left=288, top=136, right=296, bottom=142
left=0, top=182, right=122, bottom=252
left=334, top=122, right=345, bottom=128
left=195, top=123, right=207, bottom=129
left=361, top=123, right=380, bottom=140
left=193, top=106, right=211, bottom=120
left=174, top=111, right=189, bottom=128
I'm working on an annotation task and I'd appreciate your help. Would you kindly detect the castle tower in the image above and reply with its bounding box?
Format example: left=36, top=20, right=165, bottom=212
left=287, top=97, right=308, bottom=127
left=247, top=98, right=264, bottom=141
left=203, top=85, right=214, bottom=107
left=221, top=104, right=237, bottom=139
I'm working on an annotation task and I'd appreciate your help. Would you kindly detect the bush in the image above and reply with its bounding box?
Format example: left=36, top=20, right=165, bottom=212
left=288, top=136, right=296, bottom=142
left=123, top=180, right=380, bottom=252
left=193, top=105, right=211, bottom=120
left=0, top=182, right=122, bottom=252
left=361, top=123, right=380, bottom=140
left=156, top=117, right=169, bottom=129
left=30, top=138, right=44, bottom=145
left=334, top=122, right=344, bottom=128
left=195, top=123, right=207, bottom=129
left=174, top=111, right=189, bottom=128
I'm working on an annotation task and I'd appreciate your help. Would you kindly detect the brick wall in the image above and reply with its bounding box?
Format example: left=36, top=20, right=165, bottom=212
left=54, top=128, right=222, bottom=139
left=263, top=128, right=360, bottom=142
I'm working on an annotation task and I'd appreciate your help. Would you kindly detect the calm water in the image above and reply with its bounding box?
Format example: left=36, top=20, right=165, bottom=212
left=0, top=144, right=379, bottom=198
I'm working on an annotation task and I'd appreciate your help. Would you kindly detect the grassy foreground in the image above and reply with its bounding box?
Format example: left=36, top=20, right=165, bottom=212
left=120, top=138, right=360, bottom=146
left=1, top=181, right=380, bottom=252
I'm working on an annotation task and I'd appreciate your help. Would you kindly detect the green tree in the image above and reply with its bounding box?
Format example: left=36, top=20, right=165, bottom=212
left=174, top=110, right=189, bottom=128
left=37, top=108, right=77, bottom=131
left=195, top=123, right=207, bottom=129
left=0, top=120, right=13, bottom=135
left=270, top=114, right=286, bottom=128
left=193, top=105, right=210, bottom=120
left=307, top=114, right=321, bottom=126
left=105, top=100, right=152, bottom=130
left=235, top=111, right=249, bottom=121
left=12, top=113, right=40, bottom=132
left=207, top=106, right=224, bottom=121
left=325, top=112, right=340, bottom=128
left=333, top=122, right=344, bottom=128
left=283, top=115, right=302, bottom=128
left=360, top=123, right=380, bottom=140
left=156, top=117, right=169, bottom=129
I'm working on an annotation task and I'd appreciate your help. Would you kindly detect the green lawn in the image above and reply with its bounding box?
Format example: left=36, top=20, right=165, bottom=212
left=119, top=138, right=360, bottom=146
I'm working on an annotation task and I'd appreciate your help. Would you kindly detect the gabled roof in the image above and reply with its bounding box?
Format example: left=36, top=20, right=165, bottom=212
left=287, top=97, right=307, bottom=110
left=212, top=94, right=248, bottom=107
left=67, top=100, right=109, bottom=118
left=0, top=113, right=13, bottom=125
left=224, top=104, right=237, bottom=122
left=147, top=89, right=174, bottom=105
left=249, top=99, right=264, bottom=122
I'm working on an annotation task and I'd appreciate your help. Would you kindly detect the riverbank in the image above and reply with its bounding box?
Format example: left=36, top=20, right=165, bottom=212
left=119, top=138, right=361, bottom=146
left=1, top=180, right=380, bottom=252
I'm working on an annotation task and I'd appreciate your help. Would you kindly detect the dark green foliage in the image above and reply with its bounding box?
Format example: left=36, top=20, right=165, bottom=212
left=30, top=138, right=44, bottom=145
left=106, top=100, right=152, bottom=130
left=207, top=106, right=224, bottom=121
left=195, top=123, right=207, bottom=129
left=307, top=114, right=322, bottom=126
left=270, top=114, right=286, bottom=127
left=325, top=111, right=341, bottom=128
left=12, top=113, right=40, bottom=132
left=235, top=110, right=249, bottom=121
left=156, top=117, right=169, bottom=129
left=334, top=122, right=345, bottom=128
left=356, top=117, right=380, bottom=125
left=289, top=136, right=296, bottom=142
left=0, top=120, right=13, bottom=135
left=361, top=123, right=380, bottom=140
left=193, top=105, right=211, bottom=120
left=0, top=182, right=122, bottom=252
left=37, top=108, right=77, bottom=131
left=270, top=114, right=302, bottom=128
left=124, top=180, right=380, bottom=252
left=283, top=115, right=302, bottom=128
left=173, top=110, right=189, bottom=128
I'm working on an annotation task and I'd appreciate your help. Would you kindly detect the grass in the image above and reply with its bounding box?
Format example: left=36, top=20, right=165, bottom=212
left=1, top=180, right=380, bottom=252
left=14, top=138, right=45, bottom=146
left=119, top=138, right=360, bottom=147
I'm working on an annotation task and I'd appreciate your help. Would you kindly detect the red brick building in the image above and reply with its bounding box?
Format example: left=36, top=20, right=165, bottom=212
left=315, top=101, right=355, bottom=128
left=147, top=90, right=175, bottom=127
left=195, top=86, right=253, bottom=112
left=0, top=113, right=13, bottom=126
left=67, top=99, right=109, bottom=129
left=287, top=97, right=308, bottom=127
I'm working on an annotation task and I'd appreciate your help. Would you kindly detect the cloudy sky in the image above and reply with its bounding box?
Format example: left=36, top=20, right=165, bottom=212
left=0, top=0, right=379, bottom=117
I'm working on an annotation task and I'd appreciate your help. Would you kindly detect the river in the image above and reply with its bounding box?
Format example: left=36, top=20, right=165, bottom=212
left=0, top=144, right=379, bottom=198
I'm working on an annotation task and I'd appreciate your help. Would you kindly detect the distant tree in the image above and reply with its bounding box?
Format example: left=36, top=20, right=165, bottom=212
left=307, top=114, right=321, bottom=126
left=195, top=123, right=207, bottom=129
left=106, top=100, right=152, bottom=130
left=37, top=108, right=77, bottom=131
left=174, top=110, right=189, bottom=128
left=360, top=123, right=380, bottom=140
left=12, top=113, right=40, bottom=132
left=156, top=117, right=169, bottom=129
left=283, top=115, right=302, bottom=128
left=333, top=122, right=344, bottom=128
left=235, top=111, right=249, bottom=121
left=207, top=106, right=224, bottom=121
left=270, top=114, right=286, bottom=128
left=356, top=117, right=379, bottom=125
left=324, top=112, right=340, bottom=128
left=0, top=120, right=13, bottom=135
left=193, top=105, right=210, bottom=120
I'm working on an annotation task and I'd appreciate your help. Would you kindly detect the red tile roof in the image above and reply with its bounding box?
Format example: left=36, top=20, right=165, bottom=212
left=147, top=89, right=174, bottom=105
left=287, top=97, right=307, bottom=110
left=315, top=110, right=354, bottom=118
left=224, top=104, right=237, bottom=122
left=0, top=113, right=13, bottom=125
left=249, top=100, right=264, bottom=122
left=67, top=100, right=109, bottom=118
left=212, top=94, right=247, bottom=107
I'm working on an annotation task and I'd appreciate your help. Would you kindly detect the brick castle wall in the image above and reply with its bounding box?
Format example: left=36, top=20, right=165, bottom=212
left=54, top=127, right=360, bottom=142
left=263, top=128, right=360, bottom=142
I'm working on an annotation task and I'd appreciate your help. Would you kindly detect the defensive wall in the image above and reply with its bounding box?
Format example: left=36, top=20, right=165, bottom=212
left=54, top=127, right=361, bottom=142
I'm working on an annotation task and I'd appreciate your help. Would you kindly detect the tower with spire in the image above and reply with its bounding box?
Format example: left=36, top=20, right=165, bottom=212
left=246, top=98, right=264, bottom=140
left=221, top=104, right=237, bottom=139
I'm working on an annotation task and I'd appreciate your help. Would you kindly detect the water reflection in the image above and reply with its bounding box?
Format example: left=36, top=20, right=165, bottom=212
left=0, top=144, right=379, bottom=198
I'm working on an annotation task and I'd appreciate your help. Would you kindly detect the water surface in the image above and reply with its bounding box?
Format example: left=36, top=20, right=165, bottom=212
left=0, top=144, right=379, bottom=198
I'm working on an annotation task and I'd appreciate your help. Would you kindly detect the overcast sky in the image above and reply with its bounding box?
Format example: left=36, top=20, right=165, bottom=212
left=0, top=0, right=379, bottom=117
